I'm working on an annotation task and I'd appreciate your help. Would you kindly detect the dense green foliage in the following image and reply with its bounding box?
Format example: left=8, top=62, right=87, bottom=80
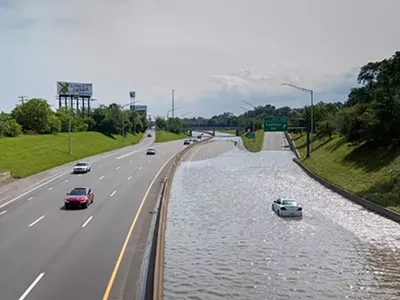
left=0, top=99, right=148, bottom=138
left=154, top=117, right=186, bottom=134
left=155, top=130, right=189, bottom=143
left=241, top=129, right=264, bottom=152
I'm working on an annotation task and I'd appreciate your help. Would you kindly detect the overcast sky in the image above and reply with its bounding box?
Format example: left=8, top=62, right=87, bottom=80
left=1, top=0, right=399, bottom=118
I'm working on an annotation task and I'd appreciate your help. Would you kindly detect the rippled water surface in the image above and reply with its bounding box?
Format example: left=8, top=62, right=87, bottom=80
left=164, top=144, right=400, bottom=300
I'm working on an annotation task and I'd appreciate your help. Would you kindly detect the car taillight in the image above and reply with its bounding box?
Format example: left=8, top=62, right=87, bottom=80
left=297, top=207, right=302, bottom=211
left=280, top=207, right=287, bottom=210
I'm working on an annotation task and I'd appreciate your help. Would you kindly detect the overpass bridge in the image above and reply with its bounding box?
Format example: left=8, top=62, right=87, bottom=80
left=186, top=125, right=244, bottom=136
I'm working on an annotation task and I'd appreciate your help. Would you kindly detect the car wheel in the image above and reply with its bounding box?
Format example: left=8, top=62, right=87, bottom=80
left=84, top=201, right=89, bottom=209
left=277, top=209, right=280, bottom=216
left=65, top=203, right=69, bottom=210
left=91, top=196, right=94, bottom=203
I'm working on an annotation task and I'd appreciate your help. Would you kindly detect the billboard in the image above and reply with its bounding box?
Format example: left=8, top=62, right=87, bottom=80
left=57, top=81, right=93, bottom=97
left=130, top=105, right=147, bottom=112
left=129, top=91, right=136, bottom=98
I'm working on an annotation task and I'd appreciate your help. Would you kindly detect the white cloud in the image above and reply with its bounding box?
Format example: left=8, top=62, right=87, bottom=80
left=1, top=0, right=399, bottom=116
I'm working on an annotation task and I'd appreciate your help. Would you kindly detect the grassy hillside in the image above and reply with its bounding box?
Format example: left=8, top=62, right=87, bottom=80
left=155, top=131, right=189, bottom=143
left=0, top=132, right=143, bottom=178
left=220, top=129, right=237, bottom=135
left=291, top=133, right=400, bottom=213
left=241, top=129, right=264, bottom=152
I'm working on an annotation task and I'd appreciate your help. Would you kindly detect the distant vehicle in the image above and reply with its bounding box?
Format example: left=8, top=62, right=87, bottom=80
left=192, top=138, right=198, bottom=142
left=272, top=198, right=303, bottom=217
left=146, top=148, right=156, bottom=155
left=73, top=162, right=91, bottom=174
left=65, top=187, right=94, bottom=209
left=197, top=135, right=202, bottom=139
left=147, top=133, right=152, bottom=137
left=183, top=139, right=191, bottom=145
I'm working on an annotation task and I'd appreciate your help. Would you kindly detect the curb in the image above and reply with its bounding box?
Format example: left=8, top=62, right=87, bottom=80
left=284, top=132, right=300, bottom=158
left=285, top=133, right=400, bottom=224
left=136, top=138, right=212, bottom=300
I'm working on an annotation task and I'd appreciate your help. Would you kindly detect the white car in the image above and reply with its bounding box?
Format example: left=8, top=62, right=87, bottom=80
left=146, top=148, right=156, bottom=155
left=272, top=198, right=303, bottom=217
left=73, top=162, right=91, bottom=174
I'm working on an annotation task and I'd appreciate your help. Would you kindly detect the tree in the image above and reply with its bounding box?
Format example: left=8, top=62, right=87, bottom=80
left=11, top=98, right=54, bottom=134
left=2, top=118, right=22, bottom=137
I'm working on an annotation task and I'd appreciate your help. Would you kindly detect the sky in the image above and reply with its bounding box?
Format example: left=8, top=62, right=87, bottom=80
left=1, top=0, right=399, bottom=118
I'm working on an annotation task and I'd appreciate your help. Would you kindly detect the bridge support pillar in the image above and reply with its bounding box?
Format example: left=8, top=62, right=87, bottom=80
left=189, top=130, right=192, bottom=137
left=213, top=129, right=215, bottom=136
left=236, top=129, right=239, bottom=136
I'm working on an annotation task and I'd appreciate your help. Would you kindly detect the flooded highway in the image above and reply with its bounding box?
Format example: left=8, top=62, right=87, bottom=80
left=164, top=134, right=400, bottom=300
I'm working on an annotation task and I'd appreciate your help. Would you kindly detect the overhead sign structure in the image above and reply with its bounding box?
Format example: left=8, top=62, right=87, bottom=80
left=130, top=91, right=136, bottom=98
left=264, top=116, right=288, bottom=132
left=57, top=82, right=93, bottom=97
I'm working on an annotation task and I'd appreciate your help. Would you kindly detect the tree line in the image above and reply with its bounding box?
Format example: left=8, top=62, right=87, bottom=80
left=183, top=50, right=400, bottom=144
left=0, top=99, right=148, bottom=137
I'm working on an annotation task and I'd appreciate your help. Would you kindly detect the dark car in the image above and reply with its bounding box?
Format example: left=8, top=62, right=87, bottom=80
left=183, top=139, right=191, bottom=145
left=65, top=187, right=94, bottom=209
left=146, top=148, right=156, bottom=155
left=147, top=133, right=152, bottom=137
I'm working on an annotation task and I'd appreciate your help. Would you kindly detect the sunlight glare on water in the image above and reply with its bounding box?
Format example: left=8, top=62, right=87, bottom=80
left=164, top=147, right=400, bottom=300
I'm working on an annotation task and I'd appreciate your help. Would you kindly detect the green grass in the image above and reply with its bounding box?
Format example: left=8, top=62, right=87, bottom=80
left=0, top=132, right=143, bottom=179
left=241, top=129, right=264, bottom=152
left=155, top=130, right=189, bottom=143
left=290, top=132, right=400, bottom=213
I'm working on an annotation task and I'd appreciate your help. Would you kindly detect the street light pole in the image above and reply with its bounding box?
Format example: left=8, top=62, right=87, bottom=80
left=282, top=83, right=314, bottom=158
left=172, top=89, right=175, bottom=118
left=68, top=106, right=72, bottom=155
left=242, top=100, right=257, bottom=142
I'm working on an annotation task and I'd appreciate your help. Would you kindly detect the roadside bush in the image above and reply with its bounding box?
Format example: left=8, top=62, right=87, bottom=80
left=3, top=118, right=22, bottom=137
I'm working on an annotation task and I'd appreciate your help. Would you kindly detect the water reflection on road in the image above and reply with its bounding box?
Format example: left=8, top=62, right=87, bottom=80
left=164, top=140, right=400, bottom=300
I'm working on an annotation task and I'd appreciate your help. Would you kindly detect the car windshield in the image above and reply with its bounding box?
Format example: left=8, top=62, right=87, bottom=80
left=70, top=189, right=87, bottom=195
left=75, top=163, right=87, bottom=166
left=148, top=148, right=155, bottom=151
left=282, top=200, right=298, bottom=206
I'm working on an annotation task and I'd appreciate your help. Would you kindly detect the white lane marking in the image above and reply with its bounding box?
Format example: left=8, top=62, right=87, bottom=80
left=139, top=166, right=143, bottom=170
left=29, top=215, right=45, bottom=227
left=127, top=176, right=132, bottom=181
left=116, top=146, right=150, bottom=160
left=99, top=176, right=105, bottom=180
left=116, top=166, right=121, bottom=170
left=0, top=142, right=153, bottom=209
left=129, top=160, right=132, bottom=163
left=110, top=190, right=117, bottom=197
left=82, top=216, right=93, bottom=228
left=27, top=197, right=34, bottom=201
left=64, top=180, right=68, bottom=183
left=0, top=210, right=7, bottom=216
left=48, top=187, right=53, bottom=191
left=148, top=160, right=151, bottom=163
left=18, top=272, right=45, bottom=300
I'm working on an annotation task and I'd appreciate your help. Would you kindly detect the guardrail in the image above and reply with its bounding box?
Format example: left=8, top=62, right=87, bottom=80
left=137, top=138, right=212, bottom=300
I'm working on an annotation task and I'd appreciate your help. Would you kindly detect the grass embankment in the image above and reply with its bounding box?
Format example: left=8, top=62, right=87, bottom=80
left=290, top=133, right=400, bottom=213
left=155, top=130, right=189, bottom=143
left=241, top=129, right=264, bottom=152
left=0, top=132, right=143, bottom=179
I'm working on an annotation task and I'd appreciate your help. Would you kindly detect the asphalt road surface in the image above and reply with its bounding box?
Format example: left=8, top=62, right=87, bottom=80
left=263, top=132, right=290, bottom=151
left=0, top=134, right=191, bottom=300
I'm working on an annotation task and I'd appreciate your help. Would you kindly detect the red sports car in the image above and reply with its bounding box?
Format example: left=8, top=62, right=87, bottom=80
left=65, top=187, right=94, bottom=209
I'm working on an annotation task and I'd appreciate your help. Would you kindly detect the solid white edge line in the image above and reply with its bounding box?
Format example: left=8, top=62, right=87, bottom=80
left=127, top=176, right=132, bottom=181
left=82, top=216, right=93, bottom=228
left=0, top=210, right=7, bottom=216
left=18, top=272, right=45, bottom=300
left=0, top=140, right=153, bottom=210
left=29, top=215, right=45, bottom=227
left=110, top=190, right=117, bottom=197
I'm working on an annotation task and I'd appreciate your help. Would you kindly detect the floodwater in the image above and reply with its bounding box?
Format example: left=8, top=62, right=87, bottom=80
left=164, top=139, right=400, bottom=300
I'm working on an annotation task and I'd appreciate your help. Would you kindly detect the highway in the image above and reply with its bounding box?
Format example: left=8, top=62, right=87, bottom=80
left=0, top=132, right=190, bottom=300
left=164, top=132, right=400, bottom=300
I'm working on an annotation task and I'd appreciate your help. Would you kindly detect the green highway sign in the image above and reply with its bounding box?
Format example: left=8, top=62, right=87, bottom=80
left=264, top=116, right=288, bottom=132
left=247, top=132, right=256, bottom=139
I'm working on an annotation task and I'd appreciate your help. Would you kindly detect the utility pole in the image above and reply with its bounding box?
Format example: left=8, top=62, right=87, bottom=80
left=68, top=102, right=72, bottom=155
left=18, top=96, right=28, bottom=105
left=172, top=89, right=175, bottom=118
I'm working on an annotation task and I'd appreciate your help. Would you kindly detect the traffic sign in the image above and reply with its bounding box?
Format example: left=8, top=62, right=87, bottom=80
left=264, top=116, right=288, bottom=132
left=247, top=132, right=256, bottom=139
